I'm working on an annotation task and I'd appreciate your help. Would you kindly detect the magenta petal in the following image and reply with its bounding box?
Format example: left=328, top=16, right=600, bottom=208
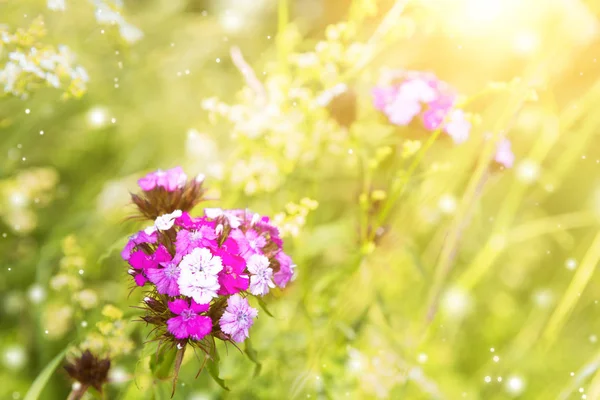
left=146, top=266, right=180, bottom=296
left=187, top=316, right=212, bottom=340
left=220, top=237, right=240, bottom=255
left=190, top=301, right=210, bottom=313
left=218, top=272, right=249, bottom=295
left=175, top=212, right=195, bottom=229
left=129, top=250, right=153, bottom=270
left=134, top=274, right=147, bottom=286
left=153, top=245, right=172, bottom=263
left=138, top=175, right=156, bottom=191
left=168, top=299, right=189, bottom=315
left=121, top=239, right=136, bottom=261
left=167, top=316, right=190, bottom=339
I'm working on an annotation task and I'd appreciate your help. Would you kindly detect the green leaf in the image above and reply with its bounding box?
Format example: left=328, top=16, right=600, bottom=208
left=206, top=345, right=229, bottom=391
left=150, top=345, right=177, bottom=380
left=244, top=337, right=262, bottom=377
left=24, top=346, right=69, bottom=400
left=256, top=296, right=275, bottom=318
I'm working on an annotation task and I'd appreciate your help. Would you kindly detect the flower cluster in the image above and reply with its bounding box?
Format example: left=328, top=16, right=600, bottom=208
left=0, top=17, right=88, bottom=98
left=373, top=70, right=515, bottom=169
left=122, top=168, right=294, bottom=347
left=372, top=70, right=471, bottom=144
left=47, top=0, right=144, bottom=44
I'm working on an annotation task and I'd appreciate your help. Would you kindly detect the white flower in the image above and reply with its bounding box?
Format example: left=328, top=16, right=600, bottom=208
left=178, top=268, right=220, bottom=304
left=247, top=254, right=275, bottom=296
left=154, top=210, right=182, bottom=231
left=205, top=208, right=241, bottom=228
left=178, top=248, right=223, bottom=282
left=177, top=248, right=222, bottom=303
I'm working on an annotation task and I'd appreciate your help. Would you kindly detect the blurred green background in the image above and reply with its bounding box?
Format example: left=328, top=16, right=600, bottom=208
left=2, top=0, right=600, bottom=399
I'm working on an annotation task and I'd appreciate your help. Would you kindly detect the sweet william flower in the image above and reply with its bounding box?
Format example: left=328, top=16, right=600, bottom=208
left=121, top=226, right=157, bottom=261
left=154, top=210, right=183, bottom=231
left=230, top=228, right=267, bottom=259
left=138, top=167, right=188, bottom=192
left=273, top=250, right=294, bottom=288
left=247, top=254, right=275, bottom=296
left=177, top=248, right=223, bottom=303
left=219, top=294, right=258, bottom=343
left=175, top=220, right=218, bottom=255
left=216, top=249, right=249, bottom=295
left=146, top=247, right=180, bottom=296
left=166, top=299, right=212, bottom=340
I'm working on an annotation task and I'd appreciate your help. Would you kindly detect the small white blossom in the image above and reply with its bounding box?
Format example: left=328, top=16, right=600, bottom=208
left=154, top=210, right=182, bottom=231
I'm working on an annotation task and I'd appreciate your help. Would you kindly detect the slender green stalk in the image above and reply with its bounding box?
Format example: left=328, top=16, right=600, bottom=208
left=420, top=85, right=530, bottom=330
left=542, top=231, right=600, bottom=345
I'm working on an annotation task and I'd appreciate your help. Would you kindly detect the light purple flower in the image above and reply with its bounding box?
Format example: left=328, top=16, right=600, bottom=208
left=219, top=294, right=258, bottom=342
left=384, top=95, right=422, bottom=126
left=230, top=228, right=267, bottom=259
left=247, top=254, right=275, bottom=296
left=166, top=299, right=212, bottom=340
left=422, top=93, right=455, bottom=131
left=146, top=261, right=180, bottom=296
left=372, top=86, right=398, bottom=111
left=495, top=138, right=515, bottom=168
left=121, top=226, right=158, bottom=261
left=273, top=251, right=295, bottom=288
left=175, top=223, right=218, bottom=256
left=138, top=166, right=188, bottom=192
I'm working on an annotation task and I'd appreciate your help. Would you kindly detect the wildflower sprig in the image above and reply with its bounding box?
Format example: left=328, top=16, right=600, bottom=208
left=121, top=166, right=295, bottom=393
left=0, top=17, right=88, bottom=98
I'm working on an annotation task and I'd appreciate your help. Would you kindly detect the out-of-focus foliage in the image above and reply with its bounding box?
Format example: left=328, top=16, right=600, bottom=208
left=1, top=0, right=600, bottom=399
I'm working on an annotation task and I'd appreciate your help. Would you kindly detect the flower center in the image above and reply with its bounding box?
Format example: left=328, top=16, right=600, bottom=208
left=181, top=309, right=195, bottom=321
left=191, top=230, right=203, bottom=241
left=164, top=264, right=178, bottom=278
left=237, top=312, right=248, bottom=323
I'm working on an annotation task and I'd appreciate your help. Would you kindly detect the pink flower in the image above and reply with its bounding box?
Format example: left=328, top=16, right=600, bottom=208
left=166, top=299, right=212, bottom=340
left=138, top=166, right=188, bottom=192
left=216, top=249, right=249, bottom=295
left=147, top=262, right=180, bottom=296
left=247, top=254, right=275, bottom=296
left=127, top=244, right=171, bottom=287
left=399, top=78, right=438, bottom=103
left=230, top=229, right=267, bottom=259
left=145, top=245, right=180, bottom=296
left=372, top=86, right=398, bottom=111
left=175, top=222, right=218, bottom=256
left=219, top=294, right=258, bottom=342
left=495, top=138, right=515, bottom=168
left=121, top=227, right=158, bottom=261
left=422, top=93, right=455, bottom=131
left=444, top=110, right=471, bottom=144
left=273, top=251, right=294, bottom=288
left=384, top=94, right=422, bottom=126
